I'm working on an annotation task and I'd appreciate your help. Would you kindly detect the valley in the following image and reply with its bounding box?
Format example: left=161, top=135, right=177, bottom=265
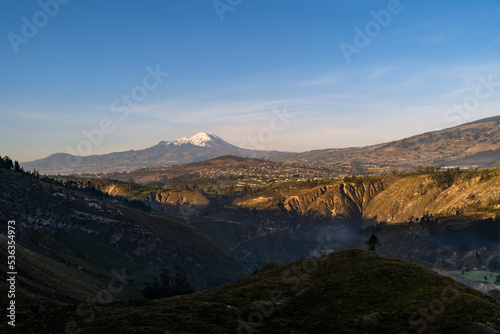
left=2, top=116, right=500, bottom=333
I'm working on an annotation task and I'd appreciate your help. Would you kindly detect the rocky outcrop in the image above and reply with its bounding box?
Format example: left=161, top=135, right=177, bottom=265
left=148, top=190, right=209, bottom=213
left=364, top=172, right=500, bottom=223
left=233, top=171, right=499, bottom=225
left=282, top=179, right=386, bottom=220
left=102, top=184, right=128, bottom=197
left=233, top=179, right=387, bottom=226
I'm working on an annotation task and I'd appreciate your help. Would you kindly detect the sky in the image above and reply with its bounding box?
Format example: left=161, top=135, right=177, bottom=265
left=1, top=0, right=500, bottom=162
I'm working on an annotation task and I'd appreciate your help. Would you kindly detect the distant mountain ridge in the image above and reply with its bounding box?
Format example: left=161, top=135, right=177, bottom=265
left=22, top=115, right=500, bottom=175
left=274, top=115, right=500, bottom=173
left=22, top=132, right=287, bottom=175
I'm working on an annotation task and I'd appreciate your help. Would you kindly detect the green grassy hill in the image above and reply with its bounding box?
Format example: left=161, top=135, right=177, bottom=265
left=9, top=250, right=500, bottom=334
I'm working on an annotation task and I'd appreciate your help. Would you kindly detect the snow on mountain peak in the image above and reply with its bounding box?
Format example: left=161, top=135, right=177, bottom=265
left=188, top=132, right=216, bottom=146
left=167, top=132, right=230, bottom=148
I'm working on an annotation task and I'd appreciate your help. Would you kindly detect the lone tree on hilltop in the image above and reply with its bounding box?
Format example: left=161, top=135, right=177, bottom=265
left=366, top=234, right=381, bottom=254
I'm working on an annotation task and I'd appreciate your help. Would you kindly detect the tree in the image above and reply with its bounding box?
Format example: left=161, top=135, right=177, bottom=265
left=496, top=274, right=500, bottom=285
left=14, top=160, right=21, bottom=172
left=366, top=234, right=381, bottom=254
left=0, top=156, right=14, bottom=170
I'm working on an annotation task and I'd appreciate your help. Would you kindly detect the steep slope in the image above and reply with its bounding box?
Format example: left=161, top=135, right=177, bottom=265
left=0, top=234, right=135, bottom=304
left=12, top=250, right=500, bottom=333
left=274, top=115, right=500, bottom=173
left=232, top=170, right=500, bottom=225
left=22, top=132, right=288, bottom=175
left=235, top=179, right=386, bottom=221
left=0, top=169, right=249, bottom=291
left=364, top=170, right=500, bottom=223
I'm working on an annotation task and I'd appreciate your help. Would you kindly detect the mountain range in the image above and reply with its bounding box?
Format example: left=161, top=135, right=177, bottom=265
left=275, top=115, right=500, bottom=173
left=22, top=115, right=500, bottom=176
left=22, top=132, right=287, bottom=175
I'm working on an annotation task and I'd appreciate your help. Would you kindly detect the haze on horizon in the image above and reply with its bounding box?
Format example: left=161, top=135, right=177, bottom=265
left=1, top=0, right=500, bottom=162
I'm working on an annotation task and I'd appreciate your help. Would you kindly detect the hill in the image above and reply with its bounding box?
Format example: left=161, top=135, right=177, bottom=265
left=0, top=168, right=250, bottom=294
left=362, top=169, right=500, bottom=223
left=228, top=168, right=500, bottom=225
left=10, top=250, right=500, bottom=333
left=21, top=133, right=288, bottom=175
left=274, top=115, right=500, bottom=173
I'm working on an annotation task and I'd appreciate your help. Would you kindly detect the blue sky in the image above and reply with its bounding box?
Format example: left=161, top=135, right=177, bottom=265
left=1, top=0, right=500, bottom=162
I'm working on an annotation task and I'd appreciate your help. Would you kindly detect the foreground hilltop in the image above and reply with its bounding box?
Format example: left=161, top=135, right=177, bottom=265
left=14, top=250, right=500, bottom=333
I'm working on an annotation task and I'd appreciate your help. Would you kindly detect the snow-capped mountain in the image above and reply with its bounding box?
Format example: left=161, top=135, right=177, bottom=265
left=22, top=132, right=287, bottom=175
left=166, top=132, right=237, bottom=149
